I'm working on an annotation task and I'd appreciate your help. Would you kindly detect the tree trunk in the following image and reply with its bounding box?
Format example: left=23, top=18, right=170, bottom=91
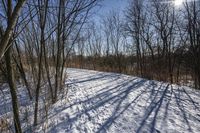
left=14, top=42, right=32, bottom=100
left=5, top=47, right=22, bottom=133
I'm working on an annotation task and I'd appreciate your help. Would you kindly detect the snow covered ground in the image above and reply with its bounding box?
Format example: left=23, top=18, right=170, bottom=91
left=1, top=68, right=200, bottom=133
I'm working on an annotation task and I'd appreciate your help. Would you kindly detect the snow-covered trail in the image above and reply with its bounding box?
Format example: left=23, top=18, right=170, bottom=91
left=1, top=68, right=199, bottom=132
left=44, top=68, right=200, bottom=133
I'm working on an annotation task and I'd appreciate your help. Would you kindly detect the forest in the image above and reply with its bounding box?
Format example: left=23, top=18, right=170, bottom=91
left=0, top=0, right=200, bottom=133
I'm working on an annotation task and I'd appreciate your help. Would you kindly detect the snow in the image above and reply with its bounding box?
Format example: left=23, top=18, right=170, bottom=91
left=1, top=68, right=200, bottom=133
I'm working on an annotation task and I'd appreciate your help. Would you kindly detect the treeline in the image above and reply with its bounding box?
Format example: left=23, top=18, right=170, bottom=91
left=68, top=48, right=193, bottom=86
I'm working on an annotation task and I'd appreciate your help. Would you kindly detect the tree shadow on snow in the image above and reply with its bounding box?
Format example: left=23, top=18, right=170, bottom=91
left=48, top=72, right=200, bottom=133
left=49, top=72, right=146, bottom=132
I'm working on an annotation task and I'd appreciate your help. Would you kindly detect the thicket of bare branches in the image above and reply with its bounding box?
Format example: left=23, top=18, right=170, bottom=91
left=0, top=0, right=98, bottom=132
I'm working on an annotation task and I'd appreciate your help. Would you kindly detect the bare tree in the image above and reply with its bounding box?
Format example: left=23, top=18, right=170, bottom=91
left=102, top=11, right=124, bottom=72
left=0, top=0, right=26, bottom=60
left=2, top=0, right=24, bottom=132
left=33, top=0, right=49, bottom=126
left=184, top=0, right=200, bottom=89
left=125, top=0, right=145, bottom=76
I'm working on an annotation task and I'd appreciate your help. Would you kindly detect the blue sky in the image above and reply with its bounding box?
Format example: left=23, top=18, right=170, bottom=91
left=92, top=0, right=129, bottom=22
left=99, top=0, right=129, bottom=14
